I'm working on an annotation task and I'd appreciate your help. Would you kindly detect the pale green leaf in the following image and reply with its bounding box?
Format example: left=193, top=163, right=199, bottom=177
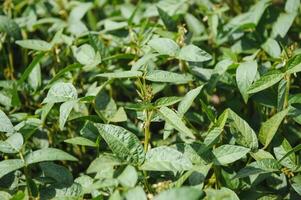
left=16, top=39, right=52, bottom=51
left=145, top=70, right=193, bottom=84
left=178, top=86, right=203, bottom=116
left=212, top=144, right=250, bottom=165
left=148, top=38, right=179, bottom=56
left=177, top=45, right=212, bottom=62
left=43, top=82, right=78, bottom=104
left=64, top=136, right=96, bottom=147
left=0, top=159, right=24, bottom=179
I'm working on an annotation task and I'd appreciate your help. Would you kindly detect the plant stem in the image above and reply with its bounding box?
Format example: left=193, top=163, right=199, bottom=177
left=19, top=151, right=32, bottom=197
left=144, top=110, right=153, bottom=152
left=283, top=74, right=291, bottom=109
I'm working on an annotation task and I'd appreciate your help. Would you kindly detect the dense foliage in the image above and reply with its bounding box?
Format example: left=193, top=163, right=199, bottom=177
left=0, top=0, right=301, bottom=199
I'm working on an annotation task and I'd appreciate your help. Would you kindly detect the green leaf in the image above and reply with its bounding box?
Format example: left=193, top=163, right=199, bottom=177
left=274, top=138, right=297, bottom=169
left=236, top=60, right=258, bottom=103
left=261, top=38, right=281, bottom=58
left=247, top=71, right=284, bottom=94
left=227, top=109, right=258, bottom=150
left=146, top=70, right=193, bottom=84
left=16, top=39, right=52, bottom=51
left=59, top=100, right=76, bottom=130
left=117, top=165, right=138, bottom=188
left=25, top=148, right=78, bottom=165
left=64, top=136, right=96, bottom=147
left=0, top=109, right=14, bottom=133
left=125, top=186, right=147, bottom=200
left=212, top=144, right=250, bottom=165
left=177, top=86, right=203, bottom=116
left=154, top=187, right=202, bottom=200
left=157, top=7, right=177, bottom=32
left=271, top=12, right=297, bottom=38
left=285, top=0, right=300, bottom=13
left=286, top=54, right=301, bottom=74
left=0, top=159, right=25, bottom=179
left=258, top=108, right=288, bottom=148
left=94, top=123, right=145, bottom=165
left=205, top=187, right=239, bottom=200
left=43, top=82, right=78, bottom=104
left=72, top=44, right=101, bottom=67
left=18, top=53, right=45, bottom=85
left=0, top=15, right=21, bottom=39
left=159, top=106, right=195, bottom=139
left=96, top=71, right=143, bottom=79
left=0, top=133, right=23, bottom=154
left=148, top=38, right=180, bottom=56
left=177, top=45, right=212, bottom=62
left=154, top=96, right=182, bottom=108
left=87, top=154, right=122, bottom=173
left=140, top=146, right=192, bottom=172
left=203, top=127, right=223, bottom=148
left=235, top=158, right=281, bottom=178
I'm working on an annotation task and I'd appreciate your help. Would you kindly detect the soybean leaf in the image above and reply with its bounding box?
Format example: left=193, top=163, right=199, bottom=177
left=0, top=109, right=14, bottom=133
left=0, top=15, right=21, bottom=39
left=286, top=54, right=301, bottom=74
left=203, top=127, right=223, bottom=148
left=148, top=38, right=180, bottom=56
left=59, top=100, right=76, bottom=130
left=154, top=187, right=202, bottom=200
left=140, top=146, right=192, bottom=172
left=212, top=144, right=250, bottom=165
left=87, top=154, right=122, bottom=173
left=258, top=108, right=288, bottom=148
left=145, top=70, right=193, bottom=84
left=227, top=109, right=258, bottom=150
left=157, top=7, right=177, bottom=32
left=94, top=123, right=145, bottom=165
left=205, top=187, right=239, bottom=200
left=159, top=106, right=195, bottom=139
left=16, top=39, right=52, bottom=51
left=271, top=12, right=297, bottom=38
left=117, top=165, right=138, bottom=188
left=25, top=148, right=78, bottom=165
left=236, top=60, right=258, bottom=103
left=125, top=186, right=147, bottom=200
left=274, top=138, right=297, bottom=169
left=178, top=86, right=203, bottom=116
left=248, top=71, right=284, bottom=94
left=155, top=96, right=182, bottom=108
left=64, top=137, right=96, bottom=147
left=261, top=38, right=281, bottom=58
left=0, top=159, right=25, bottom=179
left=96, top=71, right=143, bottom=79
left=235, top=158, right=281, bottom=178
left=43, top=82, right=78, bottom=104
left=177, top=45, right=212, bottom=62
left=0, top=133, right=23, bottom=154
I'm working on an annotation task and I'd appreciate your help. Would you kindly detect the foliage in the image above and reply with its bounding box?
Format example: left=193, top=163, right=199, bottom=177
left=0, top=0, right=301, bottom=199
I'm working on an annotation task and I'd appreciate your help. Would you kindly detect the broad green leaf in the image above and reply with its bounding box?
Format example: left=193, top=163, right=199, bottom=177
left=125, top=186, right=147, bottom=200
left=278, top=144, right=301, bottom=163
left=64, top=136, right=96, bottom=147
left=235, top=158, right=281, bottom=178
left=205, top=187, right=239, bottom=200
left=155, top=96, right=182, bottom=108
left=212, top=144, right=250, bottom=165
left=154, top=187, right=202, bottom=200
left=72, top=44, right=100, bottom=66
left=109, top=107, right=127, bottom=122
left=0, top=15, right=21, bottom=39
left=43, top=82, right=78, bottom=104
left=227, top=109, right=258, bottom=150
left=0, top=109, right=14, bottom=133
left=59, top=100, right=76, bottom=130
left=277, top=79, right=287, bottom=111
left=271, top=12, right=297, bottom=38
left=292, top=175, right=301, bottom=196
left=16, top=39, right=52, bottom=51
left=0, top=133, right=23, bottom=153
left=157, top=7, right=177, bottom=32
left=203, top=127, right=223, bottom=148
left=117, top=165, right=137, bottom=188
left=177, top=45, right=212, bottom=62
left=185, top=13, right=205, bottom=36
left=148, top=38, right=180, bottom=56
left=140, top=146, right=192, bottom=172
left=248, top=71, right=284, bottom=94
left=87, top=154, right=122, bottom=174
left=286, top=54, right=301, bottom=74
left=28, top=63, right=41, bottom=90
left=145, top=70, right=193, bottom=84
left=159, top=106, right=195, bottom=139
left=258, top=108, right=288, bottom=148
left=25, top=148, right=78, bottom=165
left=94, top=123, right=145, bottom=165
left=236, top=60, right=258, bottom=103
left=261, top=38, right=281, bottom=58
left=250, top=149, right=274, bottom=161
left=18, top=53, right=45, bottom=85
left=285, top=0, right=300, bottom=13
left=274, top=138, right=297, bottom=169
left=178, top=86, right=203, bottom=116
left=96, top=71, right=143, bottom=79
left=0, top=159, right=24, bottom=179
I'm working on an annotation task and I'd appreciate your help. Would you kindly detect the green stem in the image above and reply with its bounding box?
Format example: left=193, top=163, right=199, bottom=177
left=144, top=110, right=153, bottom=152
left=19, top=151, right=32, bottom=197
left=283, top=74, right=291, bottom=109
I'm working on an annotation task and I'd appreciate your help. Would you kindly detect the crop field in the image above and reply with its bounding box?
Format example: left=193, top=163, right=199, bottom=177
left=0, top=0, right=301, bottom=199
